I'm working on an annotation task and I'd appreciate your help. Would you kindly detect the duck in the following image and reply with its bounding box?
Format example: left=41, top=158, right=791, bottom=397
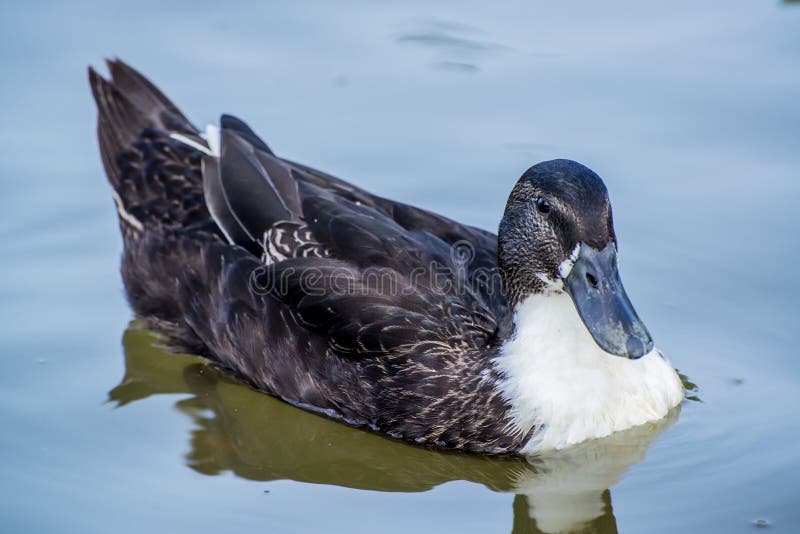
left=88, top=59, right=684, bottom=455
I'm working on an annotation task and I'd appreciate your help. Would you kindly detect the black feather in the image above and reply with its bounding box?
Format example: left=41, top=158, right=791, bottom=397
left=89, top=61, right=526, bottom=454
left=221, top=114, right=273, bottom=154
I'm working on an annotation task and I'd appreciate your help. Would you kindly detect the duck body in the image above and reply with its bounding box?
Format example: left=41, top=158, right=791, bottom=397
left=89, top=60, right=682, bottom=454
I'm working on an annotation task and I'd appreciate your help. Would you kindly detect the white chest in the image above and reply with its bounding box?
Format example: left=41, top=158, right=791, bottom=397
left=492, top=293, right=684, bottom=453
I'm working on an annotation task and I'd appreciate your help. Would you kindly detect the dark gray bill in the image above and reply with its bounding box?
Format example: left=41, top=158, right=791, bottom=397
left=563, top=242, right=653, bottom=359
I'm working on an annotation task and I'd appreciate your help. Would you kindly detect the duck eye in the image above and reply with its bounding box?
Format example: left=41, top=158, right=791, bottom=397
left=535, top=197, right=551, bottom=214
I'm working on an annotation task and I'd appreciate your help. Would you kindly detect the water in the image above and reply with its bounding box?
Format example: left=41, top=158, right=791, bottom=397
left=1, top=1, right=798, bottom=532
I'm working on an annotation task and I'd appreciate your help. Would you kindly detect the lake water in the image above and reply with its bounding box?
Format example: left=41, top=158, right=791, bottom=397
left=1, top=1, right=798, bottom=533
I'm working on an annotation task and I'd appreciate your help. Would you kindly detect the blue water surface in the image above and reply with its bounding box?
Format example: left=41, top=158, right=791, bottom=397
left=0, top=1, right=798, bottom=533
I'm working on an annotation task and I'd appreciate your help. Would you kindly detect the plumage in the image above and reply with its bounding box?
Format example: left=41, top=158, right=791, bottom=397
left=88, top=59, right=683, bottom=454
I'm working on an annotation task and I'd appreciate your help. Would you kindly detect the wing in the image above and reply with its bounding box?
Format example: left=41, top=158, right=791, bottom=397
left=203, top=117, right=510, bottom=357
left=253, top=256, right=499, bottom=360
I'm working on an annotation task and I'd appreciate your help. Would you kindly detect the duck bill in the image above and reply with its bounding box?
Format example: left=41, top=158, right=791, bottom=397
left=563, top=242, right=654, bottom=359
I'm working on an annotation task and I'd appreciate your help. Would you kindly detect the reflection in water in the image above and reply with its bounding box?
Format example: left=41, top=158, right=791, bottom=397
left=110, top=324, right=680, bottom=534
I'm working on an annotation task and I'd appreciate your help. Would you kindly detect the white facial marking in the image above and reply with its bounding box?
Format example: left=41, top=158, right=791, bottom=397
left=557, top=243, right=581, bottom=279
left=535, top=273, right=563, bottom=293
left=493, top=292, right=684, bottom=453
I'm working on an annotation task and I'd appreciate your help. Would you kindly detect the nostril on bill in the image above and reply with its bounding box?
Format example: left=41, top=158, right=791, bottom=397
left=585, top=272, right=598, bottom=288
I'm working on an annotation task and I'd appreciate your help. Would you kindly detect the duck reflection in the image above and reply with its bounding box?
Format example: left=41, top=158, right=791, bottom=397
left=110, top=324, right=680, bottom=534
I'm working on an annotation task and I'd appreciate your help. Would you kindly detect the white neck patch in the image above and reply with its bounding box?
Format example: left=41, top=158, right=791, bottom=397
left=493, top=292, right=683, bottom=453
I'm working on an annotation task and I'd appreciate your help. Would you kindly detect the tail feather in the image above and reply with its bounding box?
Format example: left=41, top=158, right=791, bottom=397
left=88, top=66, right=146, bottom=187
left=88, top=59, right=217, bottom=241
left=105, top=59, right=193, bottom=128
left=88, top=59, right=198, bottom=187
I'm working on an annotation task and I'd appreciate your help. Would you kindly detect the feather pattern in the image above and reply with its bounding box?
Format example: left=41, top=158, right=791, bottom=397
left=89, top=59, right=528, bottom=453
left=89, top=60, right=682, bottom=454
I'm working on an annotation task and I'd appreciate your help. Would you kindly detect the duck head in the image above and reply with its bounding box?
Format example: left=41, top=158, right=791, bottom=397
left=498, top=159, right=653, bottom=359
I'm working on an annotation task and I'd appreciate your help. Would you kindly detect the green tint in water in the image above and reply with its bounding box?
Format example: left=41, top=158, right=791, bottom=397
left=114, top=326, right=680, bottom=534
